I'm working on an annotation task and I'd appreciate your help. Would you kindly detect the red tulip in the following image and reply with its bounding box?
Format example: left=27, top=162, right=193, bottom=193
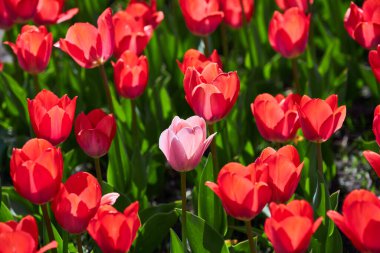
left=112, top=0, right=164, bottom=58
left=3, top=0, right=38, bottom=21
left=265, top=200, right=322, bottom=253
left=275, top=0, right=313, bottom=12
left=344, top=0, right=380, bottom=49
left=75, top=109, right=116, bottom=158
left=10, top=138, right=63, bottom=204
left=251, top=93, right=301, bottom=142
left=55, top=8, right=114, bottom=68
left=4, top=25, right=52, bottom=74
left=113, top=50, right=149, bottom=99
left=52, top=172, right=102, bottom=234
left=220, top=0, right=254, bottom=29
left=33, top=0, right=79, bottom=25
left=327, top=189, right=380, bottom=252
left=369, top=45, right=380, bottom=83
left=268, top=7, right=310, bottom=58
left=298, top=94, right=346, bottom=142
left=372, top=104, right=380, bottom=146
left=177, top=49, right=222, bottom=74
left=0, top=215, right=57, bottom=253
left=363, top=150, right=380, bottom=178
left=28, top=89, right=77, bottom=146
left=205, top=162, right=271, bottom=221
left=0, top=62, right=3, bottom=72
left=87, top=202, right=141, bottom=253
left=179, top=0, right=224, bottom=36
left=0, top=0, right=14, bottom=29
left=183, top=63, right=240, bottom=123
left=256, top=145, right=303, bottom=203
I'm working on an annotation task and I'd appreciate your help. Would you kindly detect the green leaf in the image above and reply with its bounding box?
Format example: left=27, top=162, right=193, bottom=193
left=325, top=225, right=343, bottom=253
left=0, top=202, right=13, bottom=222
left=139, top=201, right=181, bottom=224
left=198, top=154, right=227, bottom=236
left=170, top=229, right=184, bottom=253
left=229, top=239, right=257, bottom=253
left=185, top=211, right=229, bottom=253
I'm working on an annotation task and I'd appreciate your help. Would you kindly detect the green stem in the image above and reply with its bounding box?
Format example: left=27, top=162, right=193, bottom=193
left=180, top=172, right=187, bottom=251
left=209, top=124, right=219, bottom=178
left=32, top=74, right=40, bottom=94
left=239, top=0, right=257, bottom=68
left=98, top=64, right=114, bottom=114
left=291, top=58, right=300, bottom=93
left=221, top=23, right=229, bottom=59
left=41, top=204, right=57, bottom=253
left=76, top=234, right=83, bottom=253
left=131, top=99, right=138, bottom=137
left=62, top=230, right=68, bottom=253
left=316, top=142, right=323, bottom=177
left=94, top=158, right=102, bottom=186
left=245, top=221, right=257, bottom=253
left=202, top=36, right=210, bottom=57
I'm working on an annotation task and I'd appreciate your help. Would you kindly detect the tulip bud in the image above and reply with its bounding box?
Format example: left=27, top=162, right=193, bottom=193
left=327, top=189, right=380, bottom=252
left=265, top=200, right=322, bottom=253
left=298, top=94, right=346, bottom=142
left=251, top=93, right=301, bottom=142
left=28, top=89, right=77, bottom=146
left=55, top=8, right=114, bottom=68
left=10, top=138, right=63, bottom=205
left=369, top=45, right=380, bottom=83
left=184, top=63, right=240, bottom=123
left=177, top=49, right=222, bottom=74
left=220, top=0, right=254, bottom=29
left=4, top=25, right=52, bottom=74
left=87, top=202, right=141, bottom=253
left=113, top=51, right=149, bottom=99
left=159, top=116, right=216, bottom=172
left=179, top=0, right=224, bottom=36
left=33, top=0, right=79, bottom=25
left=275, top=0, right=313, bottom=12
left=268, top=7, right=310, bottom=58
left=206, top=162, right=271, bottom=221
left=3, top=0, right=38, bottom=21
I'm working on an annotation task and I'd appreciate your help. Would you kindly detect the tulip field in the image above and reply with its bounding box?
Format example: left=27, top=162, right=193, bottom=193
left=2, top=0, right=380, bottom=252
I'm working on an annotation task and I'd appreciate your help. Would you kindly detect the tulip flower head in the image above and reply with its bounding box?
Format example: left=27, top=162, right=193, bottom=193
left=113, top=50, right=149, bottom=99
left=177, top=49, right=222, bottom=74
left=55, top=8, right=114, bottom=68
left=52, top=172, right=102, bottom=234
left=255, top=145, right=303, bottom=203
left=4, top=25, right=52, bottom=74
left=75, top=109, right=116, bottom=158
left=275, top=0, right=313, bottom=12
left=265, top=200, right=322, bottom=253
left=159, top=116, right=216, bottom=172
left=268, top=7, right=310, bottom=58
left=0, top=0, right=14, bottom=29
left=184, top=63, right=240, bottom=123
left=372, top=104, right=380, bottom=146
left=28, top=89, right=77, bottom=146
left=33, top=0, right=79, bottom=25
left=0, top=215, right=58, bottom=253
left=251, top=93, right=301, bottom=142
left=87, top=202, right=141, bottom=253
left=179, top=0, right=224, bottom=36
left=10, top=138, right=63, bottom=205
left=327, top=189, right=380, bottom=252
left=369, top=45, right=380, bottom=83
left=298, top=94, right=346, bottom=143
left=220, top=0, right=254, bottom=29
left=3, top=0, right=38, bottom=21
left=363, top=105, right=380, bottom=177
left=206, top=162, right=271, bottom=220
left=344, top=0, right=380, bottom=49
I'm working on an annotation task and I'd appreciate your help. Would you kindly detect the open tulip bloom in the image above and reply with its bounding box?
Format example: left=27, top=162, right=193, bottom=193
left=177, top=48, right=222, bottom=74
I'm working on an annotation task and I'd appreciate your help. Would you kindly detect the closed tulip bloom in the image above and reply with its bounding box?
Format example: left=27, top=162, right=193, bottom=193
left=205, top=162, right=271, bottom=221
left=363, top=150, right=380, bottom=178
left=179, top=0, right=224, bottom=36
left=268, top=7, right=310, bottom=58
left=55, top=8, right=114, bottom=68
left=220, top=0, right=254, bottom=29
left=177, top=49, right=222, bottom=74
left=251, top=93, right=301, bottom=142
left=327, top=189, right=380, bottom=252
left=0, top=215, right=57, bottom=253
left=113, top=50, right=149, bottom=99
left=10, top=138, right=63, bottom=204
left=4, top=25, right=52, bottom=74
left=52, top=172, right=102, bottom=234
left=256, top=145, right=303, bottom=203
left=275, top=0, right=313, bottom=12
left=33, top=0, right=79, bottom=25
left=265, top=200, right=322, bottom=253
left=3, top=0, right=38, bottom=21
left=372, top=105, right=380, bottom=146
left=184, top=63, right=240, bottom=123
left=298, top=94, right=346, bottom=143
left=159, top=116, right=215, bottom=172
left=75, top=109, right=116, bottom=158
left=112, top=0, right=164, bottom=58
left=0, top=0, right=14, bottom=29
left=28, top=89, right=77, bottom=146
left=344, top=0, right=380, bottom=49
left=369, top=45, right=380, bottom=83
left=87, top=202, right=141, bottom=253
